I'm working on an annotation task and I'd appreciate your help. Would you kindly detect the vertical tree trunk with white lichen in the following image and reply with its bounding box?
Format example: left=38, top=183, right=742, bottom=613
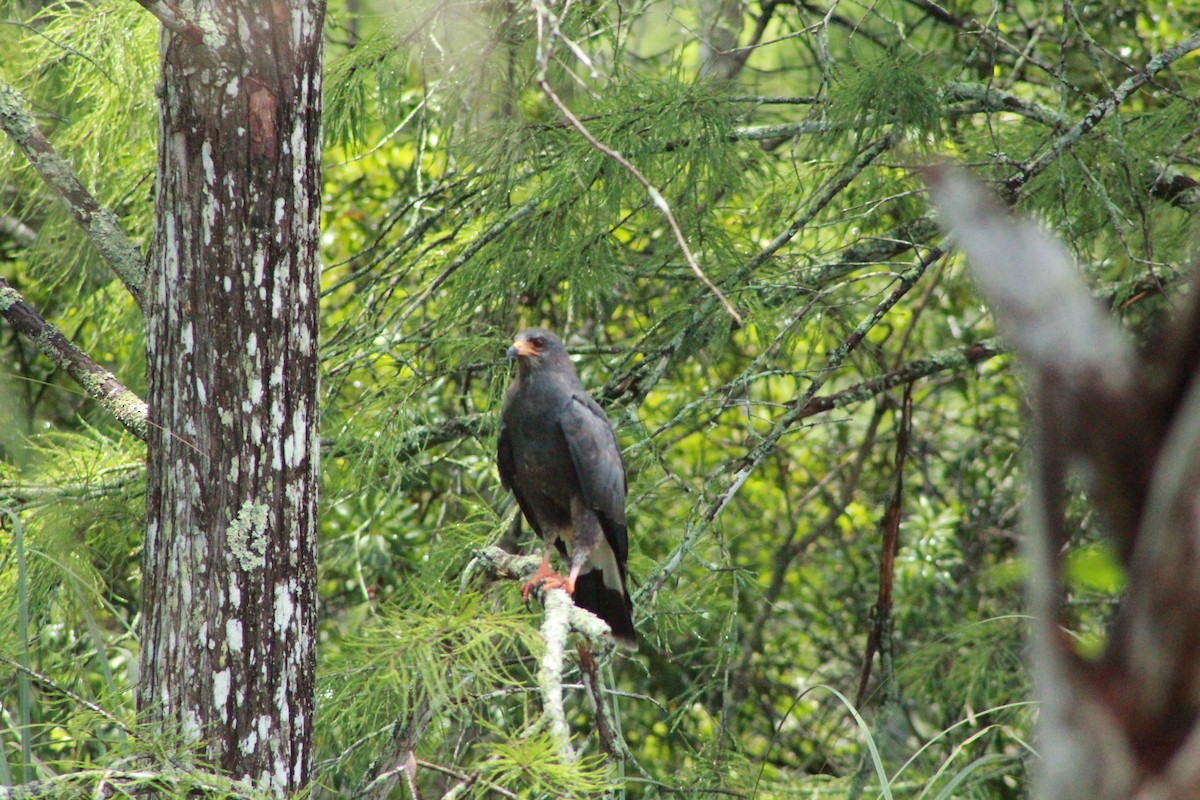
left=138, top=2, right=324, bottom=794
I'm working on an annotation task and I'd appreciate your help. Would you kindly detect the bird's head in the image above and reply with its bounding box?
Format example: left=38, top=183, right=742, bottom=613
left=507, top=328, right=570, bottom=374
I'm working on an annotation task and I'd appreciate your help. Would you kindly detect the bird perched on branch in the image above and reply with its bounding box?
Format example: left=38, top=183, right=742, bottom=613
left=497, top=328, right=637, bottom=650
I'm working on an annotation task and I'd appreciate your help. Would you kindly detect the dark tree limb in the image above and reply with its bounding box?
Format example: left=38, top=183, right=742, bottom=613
left=0, top=82, right=146, bottom=310
left=0, top=277, right=147, bottom=440
left=577, top=643, right=620, bottom=757
left=856, top=387, right=912, bottom=707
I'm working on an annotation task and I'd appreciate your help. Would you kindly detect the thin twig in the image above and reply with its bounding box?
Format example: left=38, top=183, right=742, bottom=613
left=0, top=655, right=134, bottom=736
left=529, top=6, right=742, bottom=325
left=538, top=79, right=741, bottom=325
left=639, top=247, right=942, bottom=600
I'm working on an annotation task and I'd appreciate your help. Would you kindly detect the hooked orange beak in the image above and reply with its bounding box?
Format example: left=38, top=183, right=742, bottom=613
left=507, top=339, right=536, bottom=359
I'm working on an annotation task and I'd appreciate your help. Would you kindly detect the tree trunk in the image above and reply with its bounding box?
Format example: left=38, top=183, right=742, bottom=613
left=138, top=3, right=324, bottom=794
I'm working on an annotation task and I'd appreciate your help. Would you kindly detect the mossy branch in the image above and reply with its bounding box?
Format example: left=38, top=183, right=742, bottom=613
left=0, top=81, right=146, bottom=310
left=0, top=277, right=147, bottom=440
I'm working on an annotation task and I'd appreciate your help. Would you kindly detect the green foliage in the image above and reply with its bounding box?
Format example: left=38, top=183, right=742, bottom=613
left=830, top=50, right=945, bottom=145
left=1, top=2, right=157, bottom=293
left=4, top=0, right=1198, bottom=796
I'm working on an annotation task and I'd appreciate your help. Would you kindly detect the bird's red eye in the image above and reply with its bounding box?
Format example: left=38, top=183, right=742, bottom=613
left=529, top=336, right=546, bottom=349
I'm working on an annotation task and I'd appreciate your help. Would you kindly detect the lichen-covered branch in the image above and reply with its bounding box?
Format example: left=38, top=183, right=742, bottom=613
left=1003, top=31, right=1200, bottom=197
left=468, top=546, right=631, bottom=764
left=0, top=81, right=146, bottom=310
left=0, top=467, right=144, bottom=508
left=538, top=588, right=576, bottom=762
left=0, top=768, right=241, bottom=800
left=468, top=546, right=617, bottom=643
left=0, top=277, right=147, bottom=440
left=800, top=340, right=1001, bottom=419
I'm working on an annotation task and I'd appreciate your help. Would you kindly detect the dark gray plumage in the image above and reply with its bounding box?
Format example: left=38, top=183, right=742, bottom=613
left=497, top=328, right=636, bottom=649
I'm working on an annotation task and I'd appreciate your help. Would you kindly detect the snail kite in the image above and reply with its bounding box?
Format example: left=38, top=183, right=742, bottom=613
left=497, top=328, right=637, bottom=650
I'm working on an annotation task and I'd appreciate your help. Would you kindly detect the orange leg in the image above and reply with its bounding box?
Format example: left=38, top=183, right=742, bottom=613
left=565, top=562, right=583, bottom=596
left=521, top=548, right=570, bottom=602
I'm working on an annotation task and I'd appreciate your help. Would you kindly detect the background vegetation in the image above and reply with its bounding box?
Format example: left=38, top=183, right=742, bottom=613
left=1, top=0, right=1198, bottom=796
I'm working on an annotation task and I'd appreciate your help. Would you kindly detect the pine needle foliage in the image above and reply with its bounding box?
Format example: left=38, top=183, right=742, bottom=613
left=1, top=2, right=157, bottom=293
left=830, top=50, right=944, bottom=146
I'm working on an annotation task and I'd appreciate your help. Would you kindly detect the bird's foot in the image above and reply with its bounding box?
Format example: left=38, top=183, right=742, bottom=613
left=521, top=560, right=570, bottom=603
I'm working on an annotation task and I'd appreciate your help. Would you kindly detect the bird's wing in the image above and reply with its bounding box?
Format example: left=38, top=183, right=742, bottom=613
left=496, top=419, right=515, bottom=492
left=497, top=419, right=544, bottom=539
left=560, top=394, right=628, bottom=564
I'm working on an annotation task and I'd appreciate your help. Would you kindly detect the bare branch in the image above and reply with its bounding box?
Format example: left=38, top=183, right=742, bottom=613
left=537, top=78, right=741, bottom=325
left=0, top=277, right=147, bottom=440
left=0, top=82, right=146, bottom=310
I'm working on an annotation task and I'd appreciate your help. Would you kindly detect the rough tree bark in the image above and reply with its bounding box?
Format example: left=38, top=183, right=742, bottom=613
left=138, top=2, right=324, bottom=794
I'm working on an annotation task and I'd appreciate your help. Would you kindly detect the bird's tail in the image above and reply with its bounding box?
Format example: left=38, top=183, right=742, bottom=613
left=573, top=570, right=637, bottom=650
